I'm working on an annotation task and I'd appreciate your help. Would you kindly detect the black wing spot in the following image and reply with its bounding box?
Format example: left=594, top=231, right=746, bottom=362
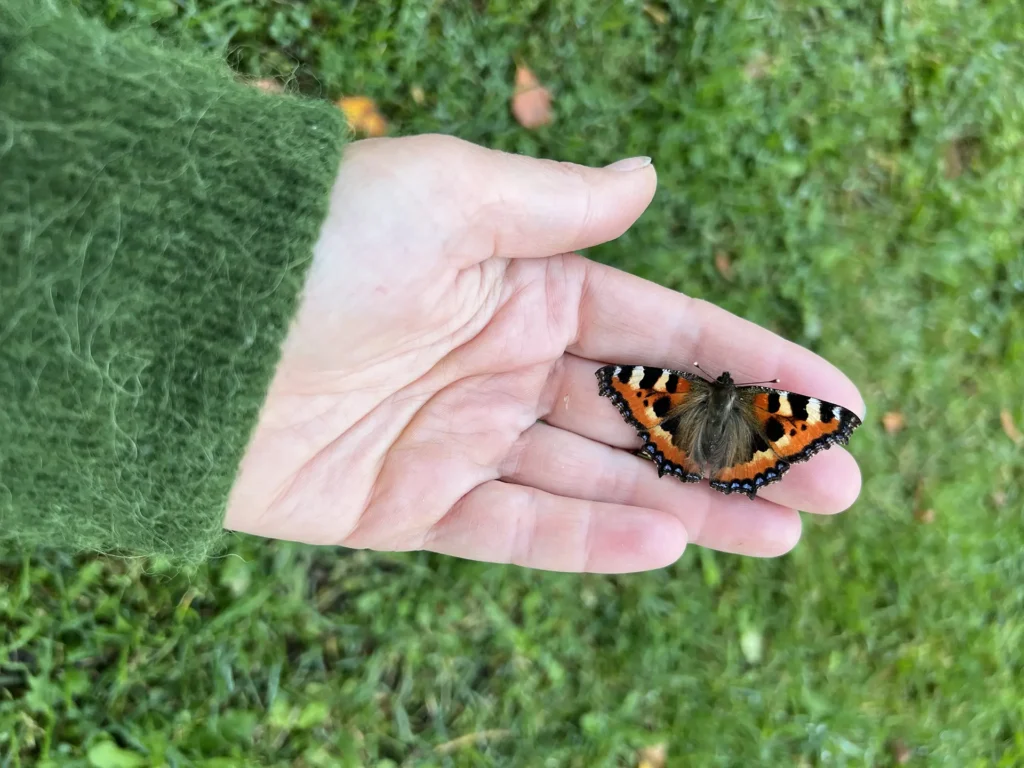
left=639, top=367, right=661, bottom=390
left=652, top=397, right=672, bottom=418
left=788, top=394, right=810, bottom=421
left=665, top=374, right=679, bottom=394
left=643, top=400, right=649, bottom=407
left=617, top=366, right=634, bottom=384
left=820, top=404, right=834, bottom=423
left=752, top=433, right=770, bottom=454
left=767, top=392, right=781, bottom=413
left=801, top=424, right=807, bottom=431
left=765, top=417, right=785, bottom=442
left=660, top=415, right=682, bottom=435
left=789, top=429, right=797, bottom=437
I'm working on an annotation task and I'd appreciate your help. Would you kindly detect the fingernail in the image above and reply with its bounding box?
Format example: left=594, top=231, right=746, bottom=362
left=605, top=155, right=652, bottom=172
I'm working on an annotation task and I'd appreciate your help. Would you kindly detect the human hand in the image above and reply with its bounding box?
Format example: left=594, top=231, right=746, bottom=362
left=224, top=135, right=864, bottom=573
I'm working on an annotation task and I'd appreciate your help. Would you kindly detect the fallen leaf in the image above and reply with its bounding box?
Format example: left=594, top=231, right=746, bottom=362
left=410, top=85, right=426, bottom=105
left=914, top=508, right=935, bottom=524
left=744, top=51, right=773, bottom=80
left=252, top=78, right=283, bottom=93
left=512, top=64, right=553, bottom=129
left=714, top=250, right=734, bottom=281
left=890, top=738, right=912, bottom=765
left=992, top=490, right=1007, bottom=508
left=637, top=743, right=667, bottom=768
left=1000, top=409, right=1023, bottom=445
left=882, top=411, right=905, bottom=434
left=643, top=4, right=669, bottom=24
left=337, top=96, right=388, bottom=137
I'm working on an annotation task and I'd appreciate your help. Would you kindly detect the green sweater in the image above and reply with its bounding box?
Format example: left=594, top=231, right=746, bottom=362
left=0, top=2, right=348, bottom=564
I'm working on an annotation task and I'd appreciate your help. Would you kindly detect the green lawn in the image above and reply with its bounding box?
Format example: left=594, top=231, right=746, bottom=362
left=3, top=1, right=1023, bottom=765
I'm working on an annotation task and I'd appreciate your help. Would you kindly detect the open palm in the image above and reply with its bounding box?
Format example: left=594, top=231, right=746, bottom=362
left=225, top=135, right=863, bottom=573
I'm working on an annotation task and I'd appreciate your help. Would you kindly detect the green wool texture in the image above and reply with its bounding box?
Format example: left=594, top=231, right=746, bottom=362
left=0, top=1, right=347, bottom=564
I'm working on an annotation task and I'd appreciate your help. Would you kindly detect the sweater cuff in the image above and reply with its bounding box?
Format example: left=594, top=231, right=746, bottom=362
left=0, top=6, right=347, bottom=564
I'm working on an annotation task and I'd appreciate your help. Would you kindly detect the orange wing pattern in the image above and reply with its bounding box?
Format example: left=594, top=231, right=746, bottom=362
left=708, top=445, right=790, bottom=499
left=749, top=390, right=861, bottom=463
left=595, top=364, right=703, bottom=482
left=708, top=390, right=860, bottom=499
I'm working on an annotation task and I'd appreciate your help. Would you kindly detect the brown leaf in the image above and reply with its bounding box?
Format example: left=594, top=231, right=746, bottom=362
left=512, top=64, right=553, bottom=129
left=637, top=743, right=667, bottom=768
left=882, top=411, right=905, bottom=434
left=643, top=3, right=669, bottom=24
left=914, top=508, right=935, bottom=524
left=337, top=96, right=389, bottom=137
left=1000, top=409, right=1023, bottom=445
left=890, top=738, right=912, bottom=765
left=714, top=251, right=734, bottom=281
left=410, top=85, right=426, bottom=105
left=992, top=490, right=1007, bottom=508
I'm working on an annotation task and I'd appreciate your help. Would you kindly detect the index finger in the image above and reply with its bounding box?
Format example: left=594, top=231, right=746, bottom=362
left=570, top=258, right=866, bottom=417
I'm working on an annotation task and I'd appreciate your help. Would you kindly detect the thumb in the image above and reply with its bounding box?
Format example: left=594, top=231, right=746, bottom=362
left=452, top=139, right=658, bottom=263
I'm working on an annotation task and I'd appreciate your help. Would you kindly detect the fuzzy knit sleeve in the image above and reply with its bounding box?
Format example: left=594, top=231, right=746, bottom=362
left=0, top=1, right=348, bottom=564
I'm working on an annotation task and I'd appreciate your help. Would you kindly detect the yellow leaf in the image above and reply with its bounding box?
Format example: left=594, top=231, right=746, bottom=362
left=882, top=411, right=905, bottom=434
left=337, top=96, right=389, bottom=137
left=1000, top=409, right=1023, bottom=445
left=637, top=743, right=667, bottom=768
left=643, top=4, right=669, bottom=24
left=714, top=250, right=734, bottom=281
left=512, top=64, right=553, bottom=129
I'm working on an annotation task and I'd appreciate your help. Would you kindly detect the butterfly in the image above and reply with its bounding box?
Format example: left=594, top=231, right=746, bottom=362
left=595, top=364, right=861, bottom=499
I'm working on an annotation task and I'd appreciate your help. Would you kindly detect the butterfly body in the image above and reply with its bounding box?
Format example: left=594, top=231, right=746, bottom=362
left=596, top=364, right=861, bottom=499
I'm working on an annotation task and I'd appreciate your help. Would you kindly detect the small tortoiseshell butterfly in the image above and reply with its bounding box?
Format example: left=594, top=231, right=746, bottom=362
left=596, top=364, right=861, bottom=499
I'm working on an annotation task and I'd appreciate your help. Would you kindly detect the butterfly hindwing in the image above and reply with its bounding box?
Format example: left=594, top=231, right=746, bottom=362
left=708, top=433, right=791, bottom=499
left=749, top=389, right=862, bottom=462
left=595, top=365, right=703, bottom=481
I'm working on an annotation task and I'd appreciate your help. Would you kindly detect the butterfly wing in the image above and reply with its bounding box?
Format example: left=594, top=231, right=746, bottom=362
left=708, top=429, right=790, bottom=498
left=748, top=389, right=862, bottom=462
left=709, top=387, right=861, bottom=499
left=595, top=364, right=705, bottom=481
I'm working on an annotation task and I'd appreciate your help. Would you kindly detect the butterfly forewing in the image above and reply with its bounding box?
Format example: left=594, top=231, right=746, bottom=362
left=747, top=389, right=861, bottom=463
left=595, top=365, right=704, bottom=481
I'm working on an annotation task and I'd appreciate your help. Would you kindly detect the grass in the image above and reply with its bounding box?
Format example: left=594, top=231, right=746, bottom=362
left=3, top=0, right=1024, bottom=765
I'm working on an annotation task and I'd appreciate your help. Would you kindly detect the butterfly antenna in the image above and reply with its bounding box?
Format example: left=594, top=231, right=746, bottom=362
left=737, top=377, right=781, bottom=386
left=692, top=361, right=714, bottom=379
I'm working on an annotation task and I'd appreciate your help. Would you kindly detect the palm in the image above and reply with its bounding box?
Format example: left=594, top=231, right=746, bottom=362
left=226, top=136, right=864, bottom=573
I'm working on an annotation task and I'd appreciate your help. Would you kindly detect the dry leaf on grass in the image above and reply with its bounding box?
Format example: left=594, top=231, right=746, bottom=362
left=637, top=743, right=667, bottom=768
left=1000, top=409, right=1023, bottom=445
left=512, top=64, right=553, bottom=129
left=714, top=251, right=734, bottom=281
left=992, top=490, right=1007, bottom=508
left=643, top=4, right=669, bottom=24
left=410, top=85, right=426, bottom=105
left=882, top=411, right=905, bottom=434
left=914, top=508, right=935, bottom=524
left=889, top=739, right=912, bottom=765
left=337, top=96, right=388, bottom=137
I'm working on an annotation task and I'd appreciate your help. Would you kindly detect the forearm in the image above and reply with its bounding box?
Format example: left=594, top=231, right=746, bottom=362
left=0, top=0, right=347, bottom=563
